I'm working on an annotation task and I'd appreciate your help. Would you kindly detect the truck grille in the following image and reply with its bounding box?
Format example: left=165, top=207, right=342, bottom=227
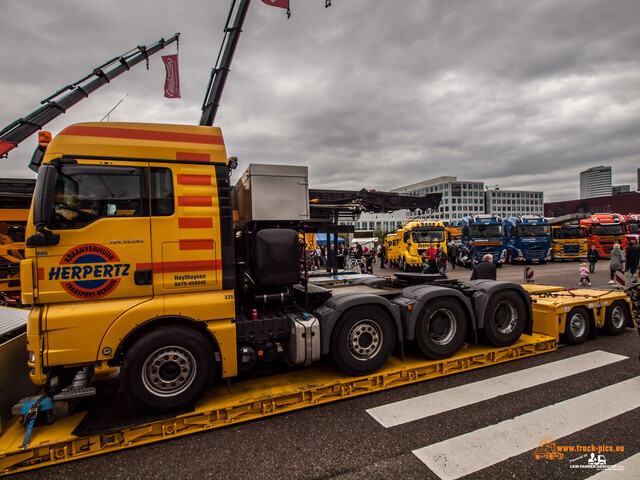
left=562, top=245, right=582, bottom=254
left=525, top=247, right=545, bottom=258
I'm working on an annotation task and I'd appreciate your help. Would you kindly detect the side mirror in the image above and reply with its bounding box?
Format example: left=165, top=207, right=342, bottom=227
left=27, top=164, right=60, bottom=247
left=32, top=164, right=56, bottom=227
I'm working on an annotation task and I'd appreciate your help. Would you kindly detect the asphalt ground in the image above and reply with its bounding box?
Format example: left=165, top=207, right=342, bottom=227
left=14, top=261, right=640, bottom=480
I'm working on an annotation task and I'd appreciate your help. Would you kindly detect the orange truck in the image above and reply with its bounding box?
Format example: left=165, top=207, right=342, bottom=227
left=579, top=213, right=626, bottom=258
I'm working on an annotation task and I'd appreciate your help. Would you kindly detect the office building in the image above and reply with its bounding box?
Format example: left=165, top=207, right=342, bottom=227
left=580, top=166, right=612, bottom=198
left=342, top=177, right=544, bottom=231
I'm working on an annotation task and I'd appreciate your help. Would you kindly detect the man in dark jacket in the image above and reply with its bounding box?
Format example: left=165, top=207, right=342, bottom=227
left=587, top=245, right=599, bottom=273
left=470, top=254, right=497, bottom=280
left=625, top=240, right=639, bottom=276
left=448, top=242, right=458, bottom=270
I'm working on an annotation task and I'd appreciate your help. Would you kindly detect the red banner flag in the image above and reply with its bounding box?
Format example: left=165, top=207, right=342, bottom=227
left=162, top=54, right=180, bottom=99
left=261, top=0, right=289, bottom=9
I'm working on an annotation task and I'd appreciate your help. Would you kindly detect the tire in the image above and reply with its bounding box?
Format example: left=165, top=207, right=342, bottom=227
left=604, top=300, right=630, bottom=335
left=331, top=306, right=395, bottom=376
left=482, top=290, right=527, bottom=347
left=506, top=251, right=513, bottom=264
left=562, top=307, right=590, bottom=345
left=415, top=299, right=468, bottom=359
left=121, top=326, right=214, bottom=413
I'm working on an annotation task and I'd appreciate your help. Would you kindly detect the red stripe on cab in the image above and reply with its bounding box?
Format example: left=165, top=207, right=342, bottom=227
left=178, top=218, right=213, bottom=229
left=179, top=239, right=214, bottom=250
left=176, top=152, right=211, bottom=162
left=178, top=196, right=212, bottom=207
left=177, top=174, right=211, bottom=185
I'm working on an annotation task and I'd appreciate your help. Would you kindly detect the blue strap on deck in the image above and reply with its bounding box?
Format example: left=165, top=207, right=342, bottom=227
left=20, top=396, right=53, bottom=449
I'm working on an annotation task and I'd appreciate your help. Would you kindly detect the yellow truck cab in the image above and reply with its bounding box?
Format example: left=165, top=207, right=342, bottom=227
left=22, top=122, right=237, bottom=411
left=396, top=221, right=447, bottom=271
left=550, top=223, right=588, bottom=260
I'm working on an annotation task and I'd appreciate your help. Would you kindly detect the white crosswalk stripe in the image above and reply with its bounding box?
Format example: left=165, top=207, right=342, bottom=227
left=367, top=350, right=627, bottom=428
left=412, top=376, right=640, bottom=480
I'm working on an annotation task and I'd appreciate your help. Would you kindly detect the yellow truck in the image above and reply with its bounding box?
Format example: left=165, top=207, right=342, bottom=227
left=384, top=230, right=401, bottom=268
left=17, top=122, right=536, bottom=418
left=393, top=220, right=447, bottom=271
left=550, top=223, right=588, bottom=261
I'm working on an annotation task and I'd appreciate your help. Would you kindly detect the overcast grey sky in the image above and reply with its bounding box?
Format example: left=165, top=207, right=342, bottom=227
left=1, top=0, right=638, bottom=202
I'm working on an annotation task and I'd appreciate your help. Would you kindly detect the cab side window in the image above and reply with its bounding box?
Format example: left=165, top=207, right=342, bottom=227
left=150, top=167, right=174, bottom=216
left=51, top=165, right=144, bottom=229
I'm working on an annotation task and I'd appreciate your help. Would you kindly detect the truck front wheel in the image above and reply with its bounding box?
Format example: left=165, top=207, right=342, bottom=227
left=482, top=290, right=527, bottom=347
left=121, top=326, right=214, bottom=413
left=331, top=306, right=395, bottom=376
left=415, top=299, right=467, bottom=359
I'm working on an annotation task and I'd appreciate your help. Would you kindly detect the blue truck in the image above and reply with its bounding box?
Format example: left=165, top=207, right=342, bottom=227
left=460, top=214, right=506, bottom=265
left=503, top=215, right=552, bottom=263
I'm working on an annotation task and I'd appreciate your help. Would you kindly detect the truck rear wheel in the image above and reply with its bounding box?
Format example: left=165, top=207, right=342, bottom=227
left=331, top=306, right=395, bottom=376
left=604, top=301, right=629, bottom=335
left=482, top=290, right=527, bottom=347
left=562, top=307, right=590, bottom=344
left=415, top=299, right=467, bottom=359
left=121, top=326, right=214, bottom=413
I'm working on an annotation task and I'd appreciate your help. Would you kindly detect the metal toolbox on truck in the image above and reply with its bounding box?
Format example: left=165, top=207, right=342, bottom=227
left=233, top=164, right=310, bottom=226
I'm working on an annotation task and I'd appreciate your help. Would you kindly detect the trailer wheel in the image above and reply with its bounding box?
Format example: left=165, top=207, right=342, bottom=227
left=331, top=306, right=395, bottom=376
left=415, top=299, right=467, bottom=359
left=482, top=290, right=527, bottom=347
left=121, top=326, right=214, bottom=413
left=562, top=307, right=590, bottom=345
left=604, top=301, right=630, bottom=335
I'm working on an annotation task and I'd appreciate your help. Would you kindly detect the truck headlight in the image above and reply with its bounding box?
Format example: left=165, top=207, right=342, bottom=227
left=28, top=351, right=35, bottom=364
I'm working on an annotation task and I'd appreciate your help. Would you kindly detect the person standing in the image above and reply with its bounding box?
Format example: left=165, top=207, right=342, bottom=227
left=625, top=240, right=639, bottom=276
left=377, top=243, right=386, bottom=269
left=608, top=243, right=625, bottom=284
left=470, top=254, right=497, bottom=280
left=467, top=240, right=476, bottom=266
left=437, top=246, right=448, bottom=277
left=447, top=241, right=458, bottom=270
left=426, top=243, right=438, bottom=273
left=587, top=245, right=599, bottom=273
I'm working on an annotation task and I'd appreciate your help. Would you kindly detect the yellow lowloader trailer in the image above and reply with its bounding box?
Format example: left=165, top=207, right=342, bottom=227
left=523, top=284, right=634, bottom=345
left=0, top=306, right=555, bottom=475
left=0, top=280, right=634, bottom=476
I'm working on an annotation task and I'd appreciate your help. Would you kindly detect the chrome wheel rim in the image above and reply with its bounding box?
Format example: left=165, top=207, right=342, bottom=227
left=142, top=346, right=196, bottom=397
left=494, top=301, right=518, bottom=334
left=347, top=319, right=383, bottom=361
left=610, top=306, right=625, bottom=329
left=569, top=312, right=587, bottom=338
left=426, top=308, right=457, bottom=345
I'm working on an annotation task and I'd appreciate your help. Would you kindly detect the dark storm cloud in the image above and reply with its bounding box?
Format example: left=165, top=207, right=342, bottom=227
left=1, top=0, right=639, bottom=202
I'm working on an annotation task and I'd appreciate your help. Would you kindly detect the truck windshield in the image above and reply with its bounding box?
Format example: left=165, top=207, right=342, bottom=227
left=628, top=223, right=640, bottom=233
left=516, top=225, right=550, bottom=237
left=469, top=224, right=503, bottom=238
left=553, top=227, right=587, bottom=239
left=411, top=230, right=444, bottom=243
left=593, top=224, right=624, bottom=235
